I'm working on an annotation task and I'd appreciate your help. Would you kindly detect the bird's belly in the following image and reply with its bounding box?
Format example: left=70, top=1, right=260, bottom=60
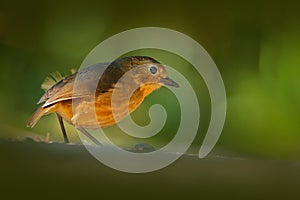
left=55, top=95, right=144, bottom=129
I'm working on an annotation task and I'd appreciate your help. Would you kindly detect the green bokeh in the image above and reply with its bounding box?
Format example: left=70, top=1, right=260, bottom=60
left=1, top=0, right=300, bottom=160
left=2, top=0, right=300, bottom=198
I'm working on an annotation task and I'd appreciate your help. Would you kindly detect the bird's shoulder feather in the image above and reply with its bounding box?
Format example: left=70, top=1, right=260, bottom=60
left=39, top=62, right=112, bottom=107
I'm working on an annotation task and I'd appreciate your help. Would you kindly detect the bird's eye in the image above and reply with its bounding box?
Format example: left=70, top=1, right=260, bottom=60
left=149, top=66, right=157, bottom=74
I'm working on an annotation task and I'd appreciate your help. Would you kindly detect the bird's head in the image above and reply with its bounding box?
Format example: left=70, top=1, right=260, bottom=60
left=107, top=56, right=179, bottom=89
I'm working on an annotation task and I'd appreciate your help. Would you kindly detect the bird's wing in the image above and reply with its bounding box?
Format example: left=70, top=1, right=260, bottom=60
left=39, top=62, right=111, bottom=108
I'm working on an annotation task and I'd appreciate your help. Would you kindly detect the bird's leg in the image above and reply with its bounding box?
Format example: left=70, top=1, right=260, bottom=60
left=77, top=127, right=102, bottom=146
left=56, top=114, right=70, bottom=143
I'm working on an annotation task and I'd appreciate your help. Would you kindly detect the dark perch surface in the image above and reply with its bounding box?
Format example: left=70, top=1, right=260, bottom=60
left=0, top=139, right=299, bottom=200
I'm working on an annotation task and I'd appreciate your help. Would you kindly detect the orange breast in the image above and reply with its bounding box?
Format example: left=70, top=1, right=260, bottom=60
left=53, top=85, right=158, bottom=129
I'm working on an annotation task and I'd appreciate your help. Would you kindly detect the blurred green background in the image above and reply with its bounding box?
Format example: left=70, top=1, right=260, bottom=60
left=1, top=0, right=300, bottom=198
left=1, top=0, right=300, bottom=159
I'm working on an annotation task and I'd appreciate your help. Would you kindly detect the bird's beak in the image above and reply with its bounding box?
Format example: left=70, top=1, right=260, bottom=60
left=159, top=77, right=179, bottom=88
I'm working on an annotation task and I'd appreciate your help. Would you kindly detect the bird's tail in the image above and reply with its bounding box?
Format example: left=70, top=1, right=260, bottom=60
left=27, top=106, right=54, bottom=128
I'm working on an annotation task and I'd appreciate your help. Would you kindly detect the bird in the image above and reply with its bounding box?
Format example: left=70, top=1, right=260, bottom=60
left=27, top=56, right=179, bottom=144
